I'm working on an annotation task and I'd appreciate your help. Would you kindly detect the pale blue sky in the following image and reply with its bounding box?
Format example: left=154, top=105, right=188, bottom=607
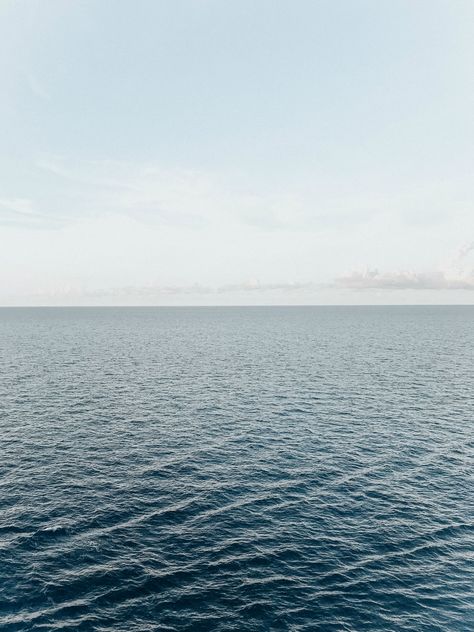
left=1, top=0, right=473, bottom=305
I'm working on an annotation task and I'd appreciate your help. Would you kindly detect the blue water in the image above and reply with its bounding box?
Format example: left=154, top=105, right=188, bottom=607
left=1, top=306, right=473, bottom=631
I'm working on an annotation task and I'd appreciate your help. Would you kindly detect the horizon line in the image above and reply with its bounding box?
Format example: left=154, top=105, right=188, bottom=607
left=1, top=304, right=474, bottom=309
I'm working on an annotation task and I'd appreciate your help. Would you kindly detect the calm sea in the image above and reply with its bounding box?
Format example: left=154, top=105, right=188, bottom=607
left=1, top=306, right=473, bottom=631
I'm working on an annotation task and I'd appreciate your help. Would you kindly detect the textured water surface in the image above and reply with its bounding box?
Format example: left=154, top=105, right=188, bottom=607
left=1, top=306, right=473, bottom=631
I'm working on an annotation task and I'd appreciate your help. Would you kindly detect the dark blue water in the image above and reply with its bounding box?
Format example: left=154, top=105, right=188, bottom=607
left=1, top=306, right=473, bottom=631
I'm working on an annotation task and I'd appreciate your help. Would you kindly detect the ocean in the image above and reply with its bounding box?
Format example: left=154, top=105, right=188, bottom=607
left=1, top=306, right=473, bottom=631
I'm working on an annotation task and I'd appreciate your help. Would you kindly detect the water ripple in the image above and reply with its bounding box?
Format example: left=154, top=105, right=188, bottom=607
left=1, top=306, right=473, bottom=631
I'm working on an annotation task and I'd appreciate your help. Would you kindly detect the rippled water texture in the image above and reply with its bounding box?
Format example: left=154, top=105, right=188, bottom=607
left=1, top=306, right=473, bottom=631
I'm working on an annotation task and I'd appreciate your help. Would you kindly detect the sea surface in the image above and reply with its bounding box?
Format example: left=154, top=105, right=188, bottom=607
left=0, top=306, right=473, bottom=631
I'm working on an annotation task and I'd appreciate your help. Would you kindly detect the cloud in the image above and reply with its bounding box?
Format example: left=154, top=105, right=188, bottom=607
left=85, top=284, right=214, bottom=298
left=0, top=197, right=36, bottom=217
left=30, top=156, right=390, bottom=232
left=96, top=259, right=474, bottom=297
left=217, top=280, right=312, bottom=293
left=457, top=242, right=474, bottom=258
left=27, top=74, right=52, bottom=101
left=0, top=197, right=62, bottom=227
left=34, top=156, right=298, bottom=229
left=335, top=242, right=474, bottom=290
left=32, top=280, right=314, bottom=300
left=334, top=269, right=474, bottom=290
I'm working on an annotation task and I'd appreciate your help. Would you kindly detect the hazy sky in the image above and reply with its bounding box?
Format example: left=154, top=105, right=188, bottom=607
left=1, top=0, right=473, bottom=305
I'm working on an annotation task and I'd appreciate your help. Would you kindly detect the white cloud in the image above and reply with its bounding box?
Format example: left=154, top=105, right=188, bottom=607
left=335, top=269, right=474, bottom=290
left=335, top=242, right=474, bottom=290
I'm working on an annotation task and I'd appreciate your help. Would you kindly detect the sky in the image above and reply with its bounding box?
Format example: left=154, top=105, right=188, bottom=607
left=1, top=0, right=473, bottom=306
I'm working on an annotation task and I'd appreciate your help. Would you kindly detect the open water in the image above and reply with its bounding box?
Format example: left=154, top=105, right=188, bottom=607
left=0, top=306, right=473, bottom=631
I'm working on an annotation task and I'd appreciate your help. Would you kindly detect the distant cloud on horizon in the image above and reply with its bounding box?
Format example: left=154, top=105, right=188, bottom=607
left=334, top=269, right=474, bottom=291
left=23, top=245, right=474, bottom=304
left=8, top=241, right=471, bottom=305
left=29, top=280, right=316, bottom=301
left=335, top=242, right=474, bottom=291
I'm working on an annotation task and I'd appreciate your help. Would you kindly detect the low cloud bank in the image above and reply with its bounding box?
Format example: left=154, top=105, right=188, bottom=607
left=335, top=242, right=474, bottom=290
left=90, top=281, right=312, bottom=298
left=217, top=281, right=311, bottom=293
left=334, top=269, right=474, bottom=290
left=19, top=242, right=474, bottom=303
left=31, top=281, right=314, bottom=301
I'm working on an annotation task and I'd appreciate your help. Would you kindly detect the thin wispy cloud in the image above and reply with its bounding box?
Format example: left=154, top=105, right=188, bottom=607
left=0, top=197, right=59, bottom=228
left=35, top=157, right=283, bottom=228
left=32, top=157, right=391, bottom=231
left=0, top=197, right=66, bottom=229
left=0, top=198, right=37, bottom=217
left=27, top=74, right=52, bottom=101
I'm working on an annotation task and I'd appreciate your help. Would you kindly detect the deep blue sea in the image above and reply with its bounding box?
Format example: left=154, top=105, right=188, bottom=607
left=1, top=306, right=473, bottom=631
